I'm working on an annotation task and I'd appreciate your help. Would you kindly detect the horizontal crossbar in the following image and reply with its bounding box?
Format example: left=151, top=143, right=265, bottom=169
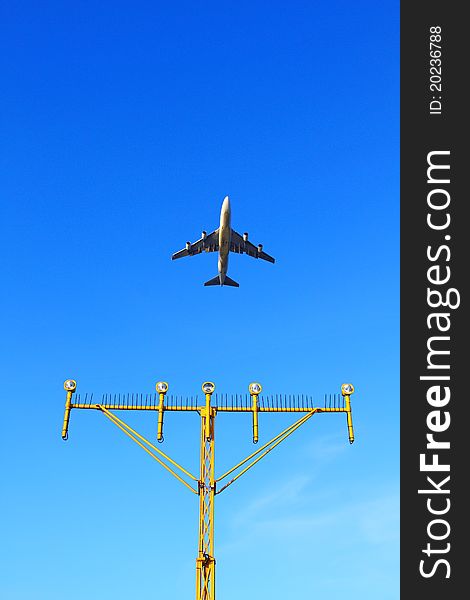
left=71, top=403, right=348, bottom=413
left=70, top=392, right=345, bottom=412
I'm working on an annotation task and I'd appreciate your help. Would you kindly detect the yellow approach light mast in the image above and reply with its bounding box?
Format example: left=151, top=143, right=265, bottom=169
left=61, top=379, right=355, bottom=600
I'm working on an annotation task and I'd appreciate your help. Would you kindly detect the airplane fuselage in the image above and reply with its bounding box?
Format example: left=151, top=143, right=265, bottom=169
left=218, top=196, right=231, bottom=284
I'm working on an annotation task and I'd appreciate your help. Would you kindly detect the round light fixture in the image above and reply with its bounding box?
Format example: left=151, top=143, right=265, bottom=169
left=64, top=379, right=77, bottom=392
left=202, top=381, right=215, bottom=394
left=249, top=382, right=262, bottom=395
left=156, top=381, right=169, bottom=393
left=341, top=383, right=355, bottom=396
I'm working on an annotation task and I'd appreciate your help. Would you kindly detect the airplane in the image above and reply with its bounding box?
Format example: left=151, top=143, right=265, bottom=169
left=171, top=196, right=275, bottom=287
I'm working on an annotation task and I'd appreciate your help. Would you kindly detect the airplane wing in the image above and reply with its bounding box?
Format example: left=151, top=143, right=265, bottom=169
left=172, top=229, right=219, bottom=260
left=230, top=230, right=275, bottom=263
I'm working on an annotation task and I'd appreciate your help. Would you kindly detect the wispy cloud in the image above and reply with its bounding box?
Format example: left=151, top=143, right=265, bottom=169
left=220, top=473, right=399, bottom=553
left=302, top=431, right=349, bottom=462
left=231, top=474, right=311, bottom=526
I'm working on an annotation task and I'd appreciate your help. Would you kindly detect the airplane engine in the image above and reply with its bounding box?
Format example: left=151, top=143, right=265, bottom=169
left=186, top=241, right=191, bottom=250
left=257, top=244, right=263, bottom=253
left=202, top=231, right=207, bottom=239
left=243, top=232, right=249, bottom=242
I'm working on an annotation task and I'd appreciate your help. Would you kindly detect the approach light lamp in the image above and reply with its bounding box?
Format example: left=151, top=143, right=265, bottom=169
left=202, top=381, right=215, bottom=394
left=156, top=381, right=169, bottom=394
left=64, top=379, right=77, bottom=392
left=341, top=383, right=355, bottom=396
left=249, top=382, right=262, bottom=395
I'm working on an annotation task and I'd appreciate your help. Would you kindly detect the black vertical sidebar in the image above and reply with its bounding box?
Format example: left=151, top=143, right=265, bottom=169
left=401, top=3, right=466, bottom=598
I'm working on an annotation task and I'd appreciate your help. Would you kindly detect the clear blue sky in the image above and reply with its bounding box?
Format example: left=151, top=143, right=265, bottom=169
left=0, top=1, right=399, bottom=599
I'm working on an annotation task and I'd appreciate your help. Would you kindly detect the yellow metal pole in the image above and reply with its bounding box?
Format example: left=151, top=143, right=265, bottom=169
left=341, top=383, right=355, bottom=444
left=345, top=395, right=354, bottom=444
left=249, top=383, right=262, bottom=444
left=155, top=381, right=168, bottom=442
left=157, top=392, right=165, bottom=442
left=252, top=394, right=259, bottom=444
left=61, top=379, right=77, bottom=440
left=204, top=394, right=211, bottom=440
left=197, top=384, right=216, bottom=600
left=61, top=391, right=73, bottom=440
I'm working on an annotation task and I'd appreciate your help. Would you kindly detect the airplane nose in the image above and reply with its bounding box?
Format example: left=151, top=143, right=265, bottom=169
left=223, top=195, right=230, bottom=209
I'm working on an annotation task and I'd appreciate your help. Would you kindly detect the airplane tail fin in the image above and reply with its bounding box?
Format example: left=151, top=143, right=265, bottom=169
left=204, top=275, right=221, bottom=287
left=203, top=275, right=239, bottom=287
left=223, top=276, right=239, bottom=287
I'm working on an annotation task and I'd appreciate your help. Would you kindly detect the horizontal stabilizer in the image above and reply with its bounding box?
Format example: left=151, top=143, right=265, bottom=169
left=203, top=275, right=239, bottom=287
left=204, top=275, right=221, bottom=286
left=223, top=276, right=239, bottom=287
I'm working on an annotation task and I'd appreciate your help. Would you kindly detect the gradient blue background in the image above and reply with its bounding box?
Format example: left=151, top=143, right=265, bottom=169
left=0, top=1, right=399, bottom=598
